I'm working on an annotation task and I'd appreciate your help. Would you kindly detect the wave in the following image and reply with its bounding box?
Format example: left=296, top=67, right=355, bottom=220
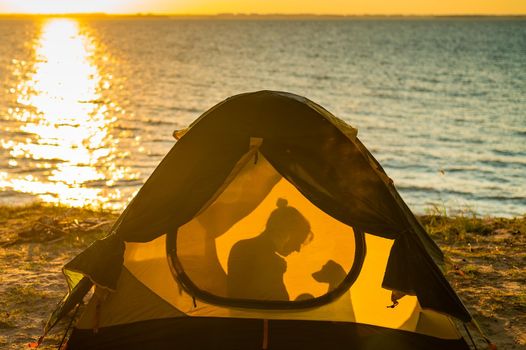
left=140, top=118, right=173, bottom=126
left=169, top=106, right=201, bottom=113
left=398, top=184, right=525, bottom=204
left=83, top=179, right=143, bottom=188
left=396, top=184, right=468, bottom=197
left=114, top=124, right=142, bottom=131
left=492, top=149, right=525, bottom=157
left=481, top=159, right=526, bottom=169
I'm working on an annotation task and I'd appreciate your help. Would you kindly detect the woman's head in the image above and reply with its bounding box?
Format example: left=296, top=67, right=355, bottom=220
left=265, top=198, right=312, bottom=256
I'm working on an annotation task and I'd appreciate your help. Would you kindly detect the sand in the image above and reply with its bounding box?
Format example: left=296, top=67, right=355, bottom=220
left=0, top=204, right=524, bottom=349
left=0, top=204, right=116, bottom=349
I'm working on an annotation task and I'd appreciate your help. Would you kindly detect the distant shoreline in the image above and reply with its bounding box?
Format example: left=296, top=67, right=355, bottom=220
left=0, top=13, right=525, bottom=20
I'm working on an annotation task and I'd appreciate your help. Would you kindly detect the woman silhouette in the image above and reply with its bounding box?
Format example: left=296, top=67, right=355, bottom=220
left=227, top=198, right=312, bottom=301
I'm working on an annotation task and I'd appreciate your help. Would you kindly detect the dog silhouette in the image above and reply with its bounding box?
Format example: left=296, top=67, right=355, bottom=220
left=311, top=259, right=355, bottom=320
left=312, top=259, right=347, bottom=292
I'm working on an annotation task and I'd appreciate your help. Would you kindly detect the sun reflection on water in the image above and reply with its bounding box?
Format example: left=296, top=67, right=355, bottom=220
left=0, top=18, right=133, bottom=209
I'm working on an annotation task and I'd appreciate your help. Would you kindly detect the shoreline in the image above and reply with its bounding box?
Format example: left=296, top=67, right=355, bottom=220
left=0, top=204, right=524, bottom=349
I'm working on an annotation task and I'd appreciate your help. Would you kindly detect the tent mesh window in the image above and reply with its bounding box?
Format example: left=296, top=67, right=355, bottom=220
left=167, top=152, right=365, bottom=309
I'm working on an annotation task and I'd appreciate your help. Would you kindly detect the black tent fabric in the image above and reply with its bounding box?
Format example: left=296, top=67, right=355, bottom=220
left=67, top=317, right=469, bottom=350
left=63, top=91, right=469, bottom=322
left=41, top=91, right=479, bottom=350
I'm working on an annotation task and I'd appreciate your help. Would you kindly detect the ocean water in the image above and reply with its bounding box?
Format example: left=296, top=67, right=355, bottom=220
left=0, top=17, right=525, bottom=217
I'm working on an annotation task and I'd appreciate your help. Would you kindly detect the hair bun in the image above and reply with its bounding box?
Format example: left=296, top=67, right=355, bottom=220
left=276, top=198, right=288, bottom=208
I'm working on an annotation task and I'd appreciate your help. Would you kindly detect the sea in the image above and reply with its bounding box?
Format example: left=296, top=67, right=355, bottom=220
left=0, top=17, right=525, bottom=217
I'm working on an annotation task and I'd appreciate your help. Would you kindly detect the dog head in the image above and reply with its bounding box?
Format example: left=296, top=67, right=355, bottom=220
left=311, top=259, right=346, bottom=286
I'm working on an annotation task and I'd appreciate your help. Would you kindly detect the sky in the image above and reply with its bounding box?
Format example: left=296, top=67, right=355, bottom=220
left=0, top=0, right=525, bottom=15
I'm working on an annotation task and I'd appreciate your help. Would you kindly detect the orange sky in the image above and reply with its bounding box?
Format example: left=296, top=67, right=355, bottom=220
left=1, top=0, right=525, bottom=15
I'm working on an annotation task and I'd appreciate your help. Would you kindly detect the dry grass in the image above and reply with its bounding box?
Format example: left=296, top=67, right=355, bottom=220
left=420, top=212, right=526, bottom=349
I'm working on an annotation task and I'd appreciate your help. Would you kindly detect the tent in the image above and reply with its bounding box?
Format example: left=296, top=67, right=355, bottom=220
left=42, top=91, right=482, bottom=349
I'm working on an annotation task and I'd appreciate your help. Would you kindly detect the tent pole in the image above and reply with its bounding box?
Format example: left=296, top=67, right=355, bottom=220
left=57, top=302, right=82, bottom=350
left=463, top=323, right=478, bottom=350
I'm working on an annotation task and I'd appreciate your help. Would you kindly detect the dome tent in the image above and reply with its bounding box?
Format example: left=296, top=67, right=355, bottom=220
left=41, top=91, right=478, bottom=349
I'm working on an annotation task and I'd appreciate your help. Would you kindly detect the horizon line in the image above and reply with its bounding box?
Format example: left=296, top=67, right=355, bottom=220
left=0, top=12, right=525, bottom=18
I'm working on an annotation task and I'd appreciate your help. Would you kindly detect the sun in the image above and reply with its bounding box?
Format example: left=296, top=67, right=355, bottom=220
left=2, top=0, right=132, bottom=14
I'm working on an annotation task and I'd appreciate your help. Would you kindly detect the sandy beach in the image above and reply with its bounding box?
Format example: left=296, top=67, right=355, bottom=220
left=0, top=204, right=116, bottom=349
left=0, top=204, right=524, bottom=349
